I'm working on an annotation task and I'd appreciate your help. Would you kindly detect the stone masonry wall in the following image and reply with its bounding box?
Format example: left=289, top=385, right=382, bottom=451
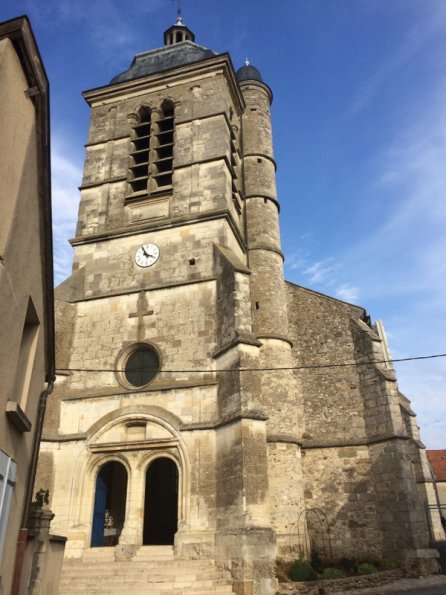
left=302, top=446, right=381, bottom=560
left=286, top=282, right=367, bottom=444
left=286, top=283, right=383, bottom=558
left=286, top=281, right=432, bottom=562
left=267, top=441, right=304, bottom=557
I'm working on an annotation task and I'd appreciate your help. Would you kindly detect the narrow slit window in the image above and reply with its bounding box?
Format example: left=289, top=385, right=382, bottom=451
left=11, top=297, right=39, bottom=409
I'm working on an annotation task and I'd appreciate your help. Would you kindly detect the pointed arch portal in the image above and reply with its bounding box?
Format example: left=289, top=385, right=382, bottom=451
left=143, top=457, right=178, bottom=545
left=91, top=461, right=128, bottom=547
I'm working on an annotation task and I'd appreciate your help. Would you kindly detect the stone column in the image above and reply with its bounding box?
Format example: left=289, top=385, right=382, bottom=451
left=27, top=506, right=55, bottom=595
left=118, top=455, right=144, bottom=547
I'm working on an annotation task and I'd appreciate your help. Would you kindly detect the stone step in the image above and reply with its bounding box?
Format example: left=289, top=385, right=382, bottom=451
left=62, top=561, right=222, bottom=573
left=80, top=547, right=117, bottom=561
left=60, top=590, right=234, bottom=595
left=58, top=551, right=235, bottom=594
left=59, top=585, right=234, bottom=595
left=60, top=591, right=232, bottom=595
left=134, top=546, right=175, bottom=556
left=82, top=546, right=175, bottom=561
left=61, top=570, right=224, bottom=581
left=60, top=579, right=230, bottom=589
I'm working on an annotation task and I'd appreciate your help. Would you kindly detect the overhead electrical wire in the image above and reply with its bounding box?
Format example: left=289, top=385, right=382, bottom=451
left=56, top=352, right=446, bottom=374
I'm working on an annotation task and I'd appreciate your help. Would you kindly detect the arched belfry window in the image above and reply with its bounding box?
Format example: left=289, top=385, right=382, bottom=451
left=127, top=102, right=174, bottom=199
left=128, top=107, right=151, bottom=196
left=153, top=101, right=174, bottom=190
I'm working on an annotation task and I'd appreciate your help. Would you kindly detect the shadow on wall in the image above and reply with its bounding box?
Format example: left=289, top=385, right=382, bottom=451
left=300, top=447, right=440, bottom=575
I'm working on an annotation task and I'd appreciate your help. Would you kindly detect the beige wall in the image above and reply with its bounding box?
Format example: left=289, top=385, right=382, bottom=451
left=0, top=27, right=53, bottom=594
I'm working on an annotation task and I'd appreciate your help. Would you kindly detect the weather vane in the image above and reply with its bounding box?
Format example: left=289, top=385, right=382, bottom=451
left=172, top=0, right=183, bottom=21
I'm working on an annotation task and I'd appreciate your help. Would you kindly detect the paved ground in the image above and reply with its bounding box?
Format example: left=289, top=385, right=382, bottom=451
left=332, top=574, right=446, bottom=595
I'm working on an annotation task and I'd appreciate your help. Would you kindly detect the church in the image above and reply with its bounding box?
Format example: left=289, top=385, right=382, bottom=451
left=38, top=15, right=441, bottom=594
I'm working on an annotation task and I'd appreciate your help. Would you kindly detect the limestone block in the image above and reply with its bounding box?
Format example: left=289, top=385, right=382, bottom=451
left=175, top=115, right=230, bottom=167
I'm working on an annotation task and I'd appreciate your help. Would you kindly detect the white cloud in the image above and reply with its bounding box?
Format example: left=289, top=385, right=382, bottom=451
left=26, top=0, right=167, bottom=57
left=285, top=250, right=308, bottom=272
left=334, top=284, right=359, bottom=303
left=396, top=359, right=446, bottom=450
left=352, top=2, right=446, bottom=113
left=303, top=258, right=338, bottom=284
left=347, top=85, right=446, bottom=301
left=51, top=138, right=83, bottom=285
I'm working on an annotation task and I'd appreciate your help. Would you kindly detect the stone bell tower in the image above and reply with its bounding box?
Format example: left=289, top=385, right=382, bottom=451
left=38, top=15, right=305, bottom=595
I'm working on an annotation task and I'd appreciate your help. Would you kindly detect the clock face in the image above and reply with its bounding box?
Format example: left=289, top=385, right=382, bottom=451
left=135, top=243, right=160, bottom=268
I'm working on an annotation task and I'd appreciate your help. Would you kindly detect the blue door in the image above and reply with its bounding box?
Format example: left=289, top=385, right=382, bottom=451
left=91, top=468, right=107, bottom=546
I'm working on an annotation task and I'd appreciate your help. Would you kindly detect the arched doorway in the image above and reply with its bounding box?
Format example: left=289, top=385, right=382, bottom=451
left=91, top=461, right=128, bottom=547
left=143, top=457, right=178, bottom=545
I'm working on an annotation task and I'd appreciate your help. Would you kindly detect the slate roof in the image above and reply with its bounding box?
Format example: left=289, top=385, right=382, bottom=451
left=236, top=63, right=263, bottom=83
left=111, top=41, right=217, bottom=84
left=427, top=450, right=446, bottom=482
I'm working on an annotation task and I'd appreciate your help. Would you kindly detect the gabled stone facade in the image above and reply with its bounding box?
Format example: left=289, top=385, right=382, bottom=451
left=38, top=19, right=440, bottom=594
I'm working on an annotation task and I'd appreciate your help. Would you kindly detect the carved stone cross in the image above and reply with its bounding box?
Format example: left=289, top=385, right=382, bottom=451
left=129, top=290, right=154, bottom=341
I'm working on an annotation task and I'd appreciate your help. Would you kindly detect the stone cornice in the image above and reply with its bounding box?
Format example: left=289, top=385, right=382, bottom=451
left=42, top=411, right=269, bottom=442
left=267, top=435, right=302, bottom=446
left=302, top=433, right=412, bottom=450
left=83, top=53, right=245, bottom=116
left=64, top=276, right=217, bottom=304
left=70, top=210, right=246, bottom=254
left=243, top=152, right=277, bottom=171
left=247, top=243, right=284, bottom=260
left=79, top=175, right=126, bottom=190
left=255, top=334, right=293, bottom=348
left=212, top=333, right=262, bottom=359
left=244, top=194, right=280, bottom=212
left=59, top=376, right=217, bottom=401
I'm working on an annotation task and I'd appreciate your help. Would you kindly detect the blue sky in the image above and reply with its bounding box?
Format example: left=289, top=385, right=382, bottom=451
left=2, top=0, right=445, bottom=448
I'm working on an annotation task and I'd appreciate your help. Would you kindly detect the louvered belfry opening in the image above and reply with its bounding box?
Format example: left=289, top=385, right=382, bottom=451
left=128, top=107, right=151, bottom=197
left=128, top=102, right=174, bottom=199
left=153, top=101, right=174, bottom=190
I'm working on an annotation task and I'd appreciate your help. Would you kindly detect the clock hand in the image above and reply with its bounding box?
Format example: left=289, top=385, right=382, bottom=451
left=141, top=247, right=149, bottom=258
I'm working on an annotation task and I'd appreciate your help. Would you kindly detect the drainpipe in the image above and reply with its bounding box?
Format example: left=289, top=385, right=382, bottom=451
left=10, top=380, right=55, bottom=595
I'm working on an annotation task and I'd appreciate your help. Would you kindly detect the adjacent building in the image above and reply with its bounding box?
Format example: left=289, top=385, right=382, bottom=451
left=427, top=450, right=446, bottom=529
left=0, top=15, right=56, bottom=594
left=38, top=17, right=440, bottom=594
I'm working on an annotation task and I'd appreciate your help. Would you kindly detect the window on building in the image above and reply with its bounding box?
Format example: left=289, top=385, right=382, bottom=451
left=13, top=298, right=40, bottom=408
left=153, top=101, right=174, bottom=191
left=230, top=125, right=241, bottom=213
left=127, top=102, right=175, bottom=201
left=0, top=450, right=17, bottom=562
left=128, top=107, right=151, bottom=197
left=125, top=346, right=160, bottom=387
left=116, top=343, right=160, bottom=388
